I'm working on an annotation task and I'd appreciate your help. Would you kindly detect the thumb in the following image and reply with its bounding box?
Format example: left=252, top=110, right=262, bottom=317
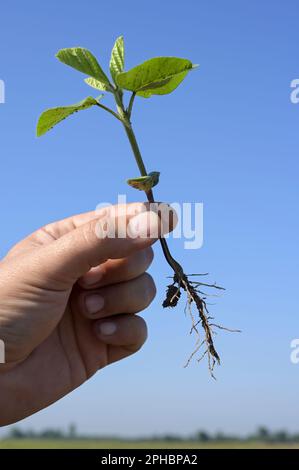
left=30, top=203, right=176, bottom=290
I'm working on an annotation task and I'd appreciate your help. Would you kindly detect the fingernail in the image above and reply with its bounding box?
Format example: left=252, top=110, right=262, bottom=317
left=85, top=294, right=105, bottom=314
left=97, top=321, right=117, bottom=336
left=128, top=211, right=161, bottom=239
left=83, top=265, right=105, bottom=286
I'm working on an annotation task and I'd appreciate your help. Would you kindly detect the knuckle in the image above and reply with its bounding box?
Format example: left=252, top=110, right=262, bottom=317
left=81, top=220, right=97, bottom=248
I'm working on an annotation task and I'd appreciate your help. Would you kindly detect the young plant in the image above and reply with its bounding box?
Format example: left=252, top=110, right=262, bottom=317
left=37, top=37, right=233, bottom=375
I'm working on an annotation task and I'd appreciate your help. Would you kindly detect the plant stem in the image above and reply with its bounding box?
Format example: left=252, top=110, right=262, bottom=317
left=122, top=122, right=148, bottom=178
left=121, top=117, right=184, bottom=279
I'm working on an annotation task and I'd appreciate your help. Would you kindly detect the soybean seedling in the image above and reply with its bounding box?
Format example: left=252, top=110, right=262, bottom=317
left=37, top=37, right=235, bottom=375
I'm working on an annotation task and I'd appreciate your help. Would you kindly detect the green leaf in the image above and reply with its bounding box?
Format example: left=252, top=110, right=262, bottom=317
left=84, top=77, right=111, bottom=91
left=116, top=57, right=194, bottom=97
left=137, top=71, right=188, bottom=98
left=36, top=96, right=99, bottom=137
left=56, top=47, right=111, bottom=85
left=127, top=171, right=160, bottom=191
left=110, top=36, right=125, bottom=83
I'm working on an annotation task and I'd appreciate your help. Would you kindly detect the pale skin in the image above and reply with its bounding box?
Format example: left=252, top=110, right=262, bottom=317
left=0, top=202, right=176, bottom=426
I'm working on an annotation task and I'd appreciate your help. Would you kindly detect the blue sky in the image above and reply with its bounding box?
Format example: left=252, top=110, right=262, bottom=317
left=0, top=0, right=298, bottom=437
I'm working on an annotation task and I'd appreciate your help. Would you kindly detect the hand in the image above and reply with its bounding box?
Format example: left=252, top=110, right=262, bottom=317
left=0, top=202, right=175, bottom=425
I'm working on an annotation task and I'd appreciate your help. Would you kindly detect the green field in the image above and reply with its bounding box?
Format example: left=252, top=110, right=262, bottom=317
left=0, top=439, right=298, bottom=449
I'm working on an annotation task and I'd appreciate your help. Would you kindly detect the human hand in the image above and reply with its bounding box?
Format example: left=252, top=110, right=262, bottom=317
left=0, top=202, right=175, bottom=425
